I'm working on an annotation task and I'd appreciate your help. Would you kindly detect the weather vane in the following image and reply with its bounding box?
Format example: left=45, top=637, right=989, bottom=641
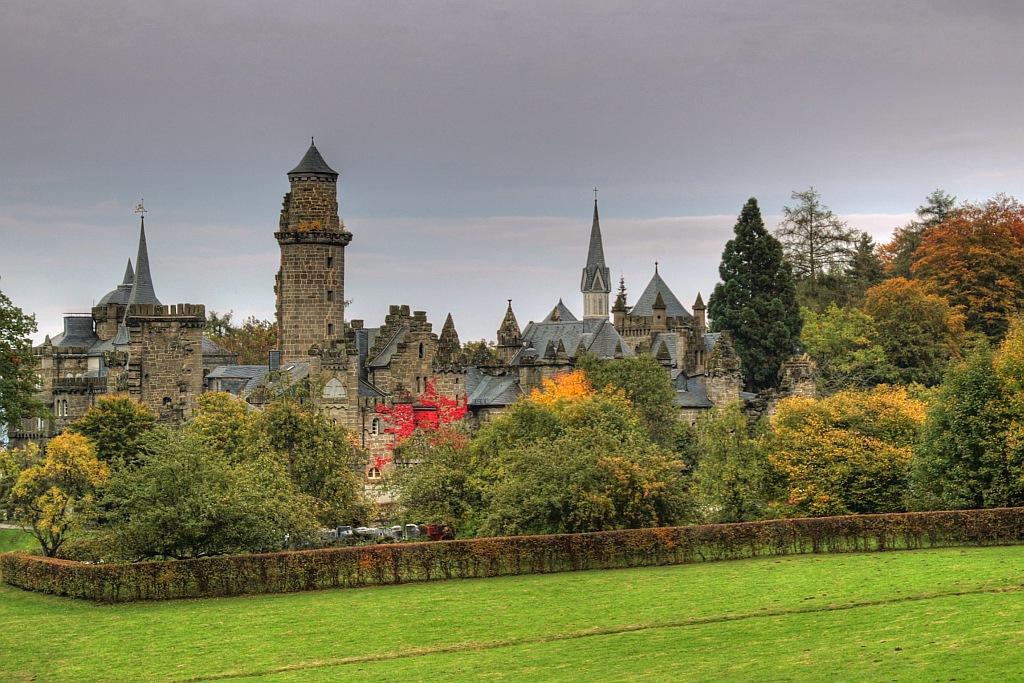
left=594, top=187, right=599, bottom=201
left=135, top=199, right=147, bottom=214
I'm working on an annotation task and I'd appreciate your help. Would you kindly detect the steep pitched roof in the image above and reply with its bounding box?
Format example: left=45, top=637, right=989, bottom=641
left=542, top=299, right=578, bottom=323
left=288, top=140, right=339, bottom=177
left=127, top=216, right=161, bottom=307
left=581, top=199, right=611, bottom=294
left=517, top=317, right=632, bottom=364
left=630, top=265, right=690, bottom=319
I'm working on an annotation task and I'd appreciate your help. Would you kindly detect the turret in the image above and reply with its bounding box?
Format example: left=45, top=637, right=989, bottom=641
left=275, top=139, right=352, bottom=362
left=497, top=299, right=523, bottom=363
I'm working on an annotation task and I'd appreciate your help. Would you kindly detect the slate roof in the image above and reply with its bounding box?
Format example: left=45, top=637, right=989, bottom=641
left=674, top=375, right=714, bottom=408
left=466, top=368, right=523, bottom=407
left=581, top=200, right=611, bottom=294
left=703, top=332, right=722, bottom=355
left=127, top=217, right=161, bottom=307
left=50, top=316, right=99, bottom=349
left=517, top=317, right=632, bottom=363
left=288, top=141, right=339, bottom=177
left=630, top=267, right=690, bottom=319
left=206, top=364, right=270, bottom=398
left=542, top=299, right=578, bottom=323
left=650, top=333, right=678, bottom=366
left=97, top=259, right=135, bottom=306
left=367, top=324, right=408, bottom=368
left=202, top=336, right=234, bottom=357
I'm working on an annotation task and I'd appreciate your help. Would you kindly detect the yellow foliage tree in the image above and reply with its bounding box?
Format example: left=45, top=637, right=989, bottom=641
left=529, top=370, right=595, bottom=409
left=8, top=433, right=109, bottom=556
left=768, top=386, right=926, bottom=517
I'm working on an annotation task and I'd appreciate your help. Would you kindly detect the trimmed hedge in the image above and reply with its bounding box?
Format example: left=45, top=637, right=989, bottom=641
left=4, top=508, right=1024, bottom=602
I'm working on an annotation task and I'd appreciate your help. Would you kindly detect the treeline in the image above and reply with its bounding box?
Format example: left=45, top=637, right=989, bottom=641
left=1, top=385, right=367, bottom=561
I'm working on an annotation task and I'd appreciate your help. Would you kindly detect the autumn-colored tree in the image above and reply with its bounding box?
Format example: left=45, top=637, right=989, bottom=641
left=881, top=189, right=957, bottom=279
left=863, top=278, right=964, bottom=386
left=529, top=370, right=595, bottom=408
left=376, top=378, right=468, bottom=458
left=912, top=194, right=1024, bottom=340
left=7, top=433, right=109, bottom=556
left=66, top=397, right=156, bottom=465
left=396, top=370, right=692, bottom=537
left=769, top=386, right=926, bottom=517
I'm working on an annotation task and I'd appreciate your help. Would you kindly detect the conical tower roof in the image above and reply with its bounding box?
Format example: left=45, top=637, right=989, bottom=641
left=498, top=300, right=521, bottom=341
left=127, top=216, right=161, bottom=307
left=288, top=139, right=339, bottom=178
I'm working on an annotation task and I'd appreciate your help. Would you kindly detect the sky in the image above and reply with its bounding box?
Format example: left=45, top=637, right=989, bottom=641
left=3, top=1, right=1024, bottom=345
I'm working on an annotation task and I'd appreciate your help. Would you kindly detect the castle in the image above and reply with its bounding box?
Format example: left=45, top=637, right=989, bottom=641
left=11, top=141, right=758, bottom=471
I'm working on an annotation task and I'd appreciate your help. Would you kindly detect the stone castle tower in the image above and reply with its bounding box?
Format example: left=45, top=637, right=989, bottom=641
left=581, top=198, right=611, bottom=320
left=275, top=140, right=352, bottom=363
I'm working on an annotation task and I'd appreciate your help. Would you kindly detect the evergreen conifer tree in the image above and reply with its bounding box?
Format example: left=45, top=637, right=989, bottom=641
left=709, top=198, right=802, bottom=390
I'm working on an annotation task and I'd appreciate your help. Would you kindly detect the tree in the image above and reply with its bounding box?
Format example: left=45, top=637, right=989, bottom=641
left=769, top=386, right=926, bottom=517
left=912, top=194, right=1024, bottom=340
left=102, top=429, right=318, bottom=560
left=66, top=397, right=156, bottom=466
left=775, top=187, right=859, bottom=300
left=800, top=303, right=898, bottom=394
left=249, top=392, right=364, bottom=528
left=576, top=353, right=682, bottom=450
left=0, top=287, right=45, bottom=437
left=185, top=391, right=252, bottom=461
left=205, top=310, right=278, bottom=365
left=912, top=341, right=1008, bottom=510
left=397, top=371, right=693, bottom=537
left=692, top=402, right=777, bottom=523
left=863, top=278, right=964, bottom=386
left=7, top=433, right=109, bottom=556
left=882, top=189, right=957, bottom=279
left=844, top=232, right=885, bottom=302
left=709, top=198, right=803, bottom=391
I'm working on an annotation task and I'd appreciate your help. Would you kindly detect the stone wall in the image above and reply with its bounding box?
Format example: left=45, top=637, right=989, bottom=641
left=127, top=303, right=205, bottom=424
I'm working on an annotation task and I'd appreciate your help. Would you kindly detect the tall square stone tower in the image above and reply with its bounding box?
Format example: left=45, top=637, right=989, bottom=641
left=275, top=141, right=353, bottom=363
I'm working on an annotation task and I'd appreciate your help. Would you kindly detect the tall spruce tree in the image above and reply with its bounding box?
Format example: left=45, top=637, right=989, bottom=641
left=709, top=198, right=802, bottom=391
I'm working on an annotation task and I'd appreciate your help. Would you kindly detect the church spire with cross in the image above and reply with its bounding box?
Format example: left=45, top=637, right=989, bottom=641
left=581, top=189, right=611, bottom=320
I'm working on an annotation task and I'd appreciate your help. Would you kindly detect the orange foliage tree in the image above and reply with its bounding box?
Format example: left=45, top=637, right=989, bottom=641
left=912, top=195, right=1024, bottom=340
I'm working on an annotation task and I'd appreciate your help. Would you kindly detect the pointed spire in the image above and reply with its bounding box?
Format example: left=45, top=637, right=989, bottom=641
left=498, top=299, right=521, bottom=344
left=121, top=259, right=135, bottom=286
left=127, top=214, right=161, bottom=307
left=581, top=193, right=612, bottom=318
left=693, top=292, right=705, bottom=309
left=439, top=312, right=460, bottom=347
left=653, top=291, right=666, bottom=310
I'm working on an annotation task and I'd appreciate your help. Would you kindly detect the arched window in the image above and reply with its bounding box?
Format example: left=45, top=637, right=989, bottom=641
left=418, top=342, right=424, bottom=359
left=323, top=377, right=346, bottom=400
left=371, top=418, right=381, bottom=435
left=367, top=466, right=382, bottom=480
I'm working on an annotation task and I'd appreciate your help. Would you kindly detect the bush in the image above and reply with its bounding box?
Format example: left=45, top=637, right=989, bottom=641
left=4, top=508, right=1024, bottom=603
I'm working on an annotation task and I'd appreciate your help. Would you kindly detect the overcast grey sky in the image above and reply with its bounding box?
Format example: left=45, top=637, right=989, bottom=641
left=3, top=1, right=1023, bottom=344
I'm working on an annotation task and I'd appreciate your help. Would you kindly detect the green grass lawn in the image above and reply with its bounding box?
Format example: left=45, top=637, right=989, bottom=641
left=2, top=545, right=1023, bottom=682
left=0, top=527, right=36, bottom=553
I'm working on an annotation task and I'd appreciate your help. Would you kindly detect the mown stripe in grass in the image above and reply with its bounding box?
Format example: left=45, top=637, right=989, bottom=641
left=177, top=584, right=1024, bottom=682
